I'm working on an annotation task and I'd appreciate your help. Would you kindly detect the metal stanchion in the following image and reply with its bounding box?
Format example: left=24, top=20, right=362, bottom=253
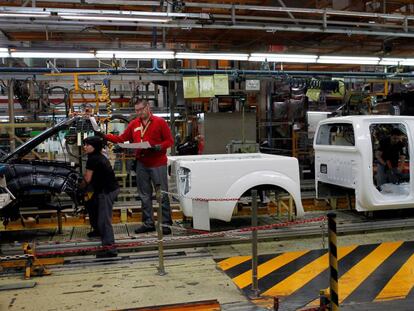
left=321, top=216, right=326, bottom=249
left=328, top=212, right=339, bottom=311
left=319, top=289, right=330, bottom=310
left=251, top=189, right=260, bottom=298
left=57, top=208, right=63, bottom=234
left=156, top=186, right=166, bottom=275
left=273, top=297, right=279, bottom=310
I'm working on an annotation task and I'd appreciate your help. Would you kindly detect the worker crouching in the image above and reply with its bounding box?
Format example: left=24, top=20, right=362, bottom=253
left=80, top=136, right=120, bottom=258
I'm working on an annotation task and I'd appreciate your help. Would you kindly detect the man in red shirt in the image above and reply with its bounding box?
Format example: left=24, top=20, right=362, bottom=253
left=105, top=100, right=174, bottom=234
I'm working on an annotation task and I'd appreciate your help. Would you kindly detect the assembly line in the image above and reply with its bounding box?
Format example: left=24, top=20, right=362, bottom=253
left=2, top=1, right=414, bottom=310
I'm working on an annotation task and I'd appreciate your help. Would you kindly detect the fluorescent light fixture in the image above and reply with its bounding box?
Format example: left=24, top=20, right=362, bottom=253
left=0, top=13, right=50, bottom=18
left=154, top=113, right=180, bottom=118
left=317, top=56, right=380, bottom=65
left=249, top=53, right=318, bottom=63
left=0, top=115, right=26, bottom=119
left=0, top=47, right=9, bottom=57
left=60, top=15, right=171, bottom=23
left=175, top=52, right=249, bottom=61
left=379, top=58, right=405, bottom=65
left=96, top=50, right=175, bottom=59
left=399, top=59, right=414, bottom=66
left=11, top=52, right=95, bottom=59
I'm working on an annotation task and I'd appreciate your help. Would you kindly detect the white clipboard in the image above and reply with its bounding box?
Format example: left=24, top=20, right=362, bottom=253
left=117, top=142, right=151, bottom=149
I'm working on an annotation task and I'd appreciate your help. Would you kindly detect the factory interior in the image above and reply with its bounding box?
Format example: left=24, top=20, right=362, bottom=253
left=2, top=1, right=414, bottom=310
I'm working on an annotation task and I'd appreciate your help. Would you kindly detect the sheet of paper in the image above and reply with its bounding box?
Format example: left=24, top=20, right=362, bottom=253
left=214, top=74, right=229, bottom=95
left=117, top=141, right=151, bottom=149
left=199, top=75, right=215, bottom=97
left=183, top=76, right=200, bottom=98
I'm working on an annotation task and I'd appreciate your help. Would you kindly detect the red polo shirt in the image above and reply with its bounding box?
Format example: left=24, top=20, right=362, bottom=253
left=105, top=114, right=173, bottom=167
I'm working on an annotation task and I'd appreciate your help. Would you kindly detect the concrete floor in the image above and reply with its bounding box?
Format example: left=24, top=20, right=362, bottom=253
left=2, top=225, right=414, bottom=310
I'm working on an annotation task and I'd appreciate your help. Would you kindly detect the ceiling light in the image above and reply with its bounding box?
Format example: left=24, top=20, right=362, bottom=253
left=399, top=59, right=414, bottom=66
left=0, top=47, right=9, bottom=57
left=379, top=58, right=405, bottom=65
left=11, top=52, right=95, bottom=59
left=249, top=53, right=318, bottom=63
left=0, top=13, right=50, bottom=18
left=96, top=50, right=175, bottom=59
left=154, top=113, right=180, bottom=118
left=317, top=56, right=380, bottom=65
left=175, top=52, right=249, bottom=61
left=60, top=15, right=171, bottom=23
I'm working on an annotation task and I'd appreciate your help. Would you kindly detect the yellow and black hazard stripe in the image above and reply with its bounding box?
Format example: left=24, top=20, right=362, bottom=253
left=217, top=240, right=414, bottom=308
left=328, top=212, right=339, bottom=310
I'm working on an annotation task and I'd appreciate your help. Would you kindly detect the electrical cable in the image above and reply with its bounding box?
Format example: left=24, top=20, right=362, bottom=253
left=47, top=86, right=69, bottom=117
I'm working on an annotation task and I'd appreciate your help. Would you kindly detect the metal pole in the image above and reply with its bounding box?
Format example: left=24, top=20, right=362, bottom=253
left=328, top=212, right=339, bottom=311
left=169, top=81, right=176, bottom=155
left=57, top=209, right=63, bottom=234
left=251, top=189, right=260, bottom=297
left=7, top=79, right=15, bottom=151
left=156, top=186, right=166, bottom=275
left=241, top=99, right=245, bottom=143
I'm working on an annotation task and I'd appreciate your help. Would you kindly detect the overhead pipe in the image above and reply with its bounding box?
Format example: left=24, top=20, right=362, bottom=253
left=2, top=21, right=413, bottom=38
left=1, top=66, right=414, bottom=79
left=177, top=69, right=414, bottom=79
left=14, top=1, right=414, bottom=21
left=2, top=2, right=414, bottom=39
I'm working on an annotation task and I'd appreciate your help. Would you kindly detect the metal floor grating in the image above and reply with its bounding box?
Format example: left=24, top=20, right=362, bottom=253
left=126, top=223, right=158, bottom=237
left=113, top=224, right=129, bottom=238
left=50, top=228, right=73, bottom=242
left=70, top=224, right=130, bottom=240
left=71, top=226, right=90, bottom=239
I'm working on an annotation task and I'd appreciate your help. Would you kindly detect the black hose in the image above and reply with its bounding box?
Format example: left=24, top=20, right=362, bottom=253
left=48, top=86, right=69, bottom=117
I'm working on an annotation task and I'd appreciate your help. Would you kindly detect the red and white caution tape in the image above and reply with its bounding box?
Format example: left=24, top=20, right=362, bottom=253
left=34, top=216, right=326, bottom=258
left=161, top=190, right=240, bottom=202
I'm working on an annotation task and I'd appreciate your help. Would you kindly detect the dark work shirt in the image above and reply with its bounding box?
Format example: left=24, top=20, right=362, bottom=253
left=379, top=138, right=405, bottom=167
left=86, top=152, right=119, bottom=194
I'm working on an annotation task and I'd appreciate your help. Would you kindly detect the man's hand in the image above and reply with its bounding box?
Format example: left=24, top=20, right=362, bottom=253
left=150, top=144, right=162, bottom=152
left=94, top=131, right=105, bottom=138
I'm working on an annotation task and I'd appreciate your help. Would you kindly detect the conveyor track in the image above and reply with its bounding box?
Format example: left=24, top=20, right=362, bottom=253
left=2, top=217, right=414, bottom=258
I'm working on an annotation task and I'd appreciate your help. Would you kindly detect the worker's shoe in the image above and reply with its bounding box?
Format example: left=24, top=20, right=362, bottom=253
left=134, top=225, right=156, bottom=234
left=161, top=226, right=172, bottom=235
left=96, top=251, right=118, bottom=259
left=87, top=231, right=100, bottom=238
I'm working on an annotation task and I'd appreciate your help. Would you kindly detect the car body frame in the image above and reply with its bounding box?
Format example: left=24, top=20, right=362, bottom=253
left=0, top=117, right=84, bottom=223
left=314, top=115, right=414, bottom=212
left=168, top=153, right=304, bottom=230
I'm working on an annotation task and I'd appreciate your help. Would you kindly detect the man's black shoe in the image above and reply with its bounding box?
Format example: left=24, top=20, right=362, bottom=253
left=96, top=251, right=118, bottom=259
left=134, top=225, right=156, bottom=234
left=87, top=231, right=100, bottom=238
left=162, top=226, right=172, bottom=235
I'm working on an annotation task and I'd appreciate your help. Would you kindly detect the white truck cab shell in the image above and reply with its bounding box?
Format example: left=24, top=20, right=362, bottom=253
left=168, top=153, right=304, bottom=230
left=314, top=115, right=414, bottom=211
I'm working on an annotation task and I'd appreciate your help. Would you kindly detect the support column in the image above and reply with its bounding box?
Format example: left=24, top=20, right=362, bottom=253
left=168, top=81, right=176, bottom=155
left=7, top=79, right=15, bottom=151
